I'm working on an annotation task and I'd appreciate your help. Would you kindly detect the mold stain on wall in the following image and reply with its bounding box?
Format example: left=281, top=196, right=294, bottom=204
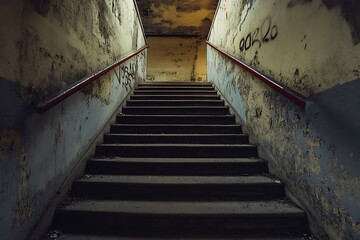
left=208, top=0, right=360, bottom=239
left=137, top=0, right=219, bottom=35
left=0, top=0, right=147, bottom=239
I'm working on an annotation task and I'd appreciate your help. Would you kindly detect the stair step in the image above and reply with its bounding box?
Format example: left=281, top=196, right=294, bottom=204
left=116, top=115, right=236, bottom=124
left=54, top=200, right=306, bottom=234
left=110, top=124, right=241, bottom=134
left=95, top=144, right=257, bottom=158
left=57, top=234, right=314, bottom=240
left=71, top=175, right=284, bottom=200
left=122, top=106, right=229, bottom=115
left=130, top=95, right=221, bottom=100
left=103, top=134, right=249, bottom=144
left=136, top=86, right=215, bottom=91
left=138, top=82, right=213, bottom=86
left=133, top=90, right=218, bottom=95
left=85, top=158, right=268, bottom=175
left=126, top=100, right=224, bottom=106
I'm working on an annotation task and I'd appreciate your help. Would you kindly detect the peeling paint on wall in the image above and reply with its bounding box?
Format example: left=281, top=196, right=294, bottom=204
left=209, top=0, right=360, bottom=96
left=0, top=0, right=147, bottom=239
left=321, top=0, right=360, bottom=45
left=208, top=0, right=360, bottom=239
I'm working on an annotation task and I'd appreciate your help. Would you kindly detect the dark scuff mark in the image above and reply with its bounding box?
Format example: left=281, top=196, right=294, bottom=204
left=28, top=0, right=51, bottom=16
left=322, top=0, right=360, bottom=45
left=287, top=0, right=312, bottom=8
left=294, top=68, right=300, bottom=76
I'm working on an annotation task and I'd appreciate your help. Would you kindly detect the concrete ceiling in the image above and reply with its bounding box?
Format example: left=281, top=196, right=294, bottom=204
left=136, top=0, right=219, bottom=37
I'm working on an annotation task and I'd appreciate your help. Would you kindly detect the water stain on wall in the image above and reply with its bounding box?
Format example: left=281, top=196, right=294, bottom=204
left=28, top=0, right=51, bottom=16
left=287, top=0, right=313, bottom=8
left=321, top=0, right=360, bottom=45
left=0, top=130, right=22, bottom=163
left=137, top=0, right=218, bottom=35
left=287, top=0, right=360, bottom=45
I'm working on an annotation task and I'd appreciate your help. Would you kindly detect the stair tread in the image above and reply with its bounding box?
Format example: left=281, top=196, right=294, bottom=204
left=130, top=95, right=221, bottom=100
left=58, top=200, right=304, bottom=216
left=117, top=114, right=234, bottom=117
left=135, top=87, right=215, bottom=90
left=126, top=100, right=223, bottom=103
left=123, top=106, right=228, bottom=109
left=132, top=94, right=220, bottom=96
left=134, top=90, right=217, bottom=92
left=58, top=234, right=313, bottom=240
left=98, top=143, right=254, bottom=147
left=112, top=124, right=239, bottom=127
left=139, top=82, right=212, bottom=84
left=75, top=175, right=280, bottom=185
left=105, top=133, right=246, bottom=136
left=89, top=157, right=264, bottom=163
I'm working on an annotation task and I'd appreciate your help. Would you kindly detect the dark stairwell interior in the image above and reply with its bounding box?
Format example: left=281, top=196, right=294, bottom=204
left=44, top=82, right=312, bottom=239
left=1, top=1, right=359, bottom=240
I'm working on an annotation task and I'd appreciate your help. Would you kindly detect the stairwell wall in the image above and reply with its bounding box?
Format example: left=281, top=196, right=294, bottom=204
left=146, top=37, right=207, bottom=82
left=0, top=1, right=146, bottom=239
left=207, top=0, right=360, bottom=239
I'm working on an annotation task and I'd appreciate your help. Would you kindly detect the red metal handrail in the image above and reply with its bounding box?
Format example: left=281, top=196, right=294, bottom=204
left=207, top=42, right=306, bottom=109
left=37, top=45, right=148, bottom=113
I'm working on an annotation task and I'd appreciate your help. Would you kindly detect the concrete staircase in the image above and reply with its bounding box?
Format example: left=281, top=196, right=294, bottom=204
left=48, top=82, right=311, bottom=239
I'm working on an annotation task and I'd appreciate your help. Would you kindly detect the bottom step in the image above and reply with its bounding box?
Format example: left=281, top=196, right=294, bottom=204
left=54, top=200, right=306, bottom=235
left=55, top=233, right=315, bottom=240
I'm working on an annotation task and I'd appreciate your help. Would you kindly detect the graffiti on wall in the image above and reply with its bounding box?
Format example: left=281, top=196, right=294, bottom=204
left=239, top=17, right=278, bottom=52
left=114, top=60, right=137, bottom=91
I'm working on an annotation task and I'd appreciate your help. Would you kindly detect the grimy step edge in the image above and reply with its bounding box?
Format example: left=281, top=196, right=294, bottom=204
left=126, top=100, right=225, bottom=106
left=121, top=106, right=230, bottom=115
left=95, top=144, right=258, bottom=158
left=54, top=200, right=306, bottom=233
left=103, top=134, right=249, bottom=144
left=116, top=115, right=236, bottom=124
left=110, top=124, right=242, bottom=134
left=130, top=95, right=221, bottom=100
left=85, top=158, right=268, bottom=175
left=71, top=175, right=284, bottom=200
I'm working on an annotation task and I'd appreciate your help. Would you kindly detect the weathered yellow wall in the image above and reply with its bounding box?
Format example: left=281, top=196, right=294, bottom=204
left=208, top=0, right=360, bottom=239
left=209, top=0, right=359, bottom=96
left=137, top=0, right=218, bottom=36
left=0, top=1, right=146, bottom=239
left=147, top=37, right=206, bottom=82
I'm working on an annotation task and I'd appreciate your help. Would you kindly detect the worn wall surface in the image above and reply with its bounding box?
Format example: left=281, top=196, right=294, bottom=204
left=137, top=0, right=218, bottom=36
left=147, top=37, right=206, bottom=82
left=207, top=0, right=360, bottom=239
left=0, top=1, right=146, bottom=240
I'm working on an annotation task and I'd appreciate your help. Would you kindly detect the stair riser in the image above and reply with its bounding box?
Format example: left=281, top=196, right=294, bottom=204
left=54, top=214, right=306, bottom=234
left=85, top=162, right=268, bottom=176
left=136, top=87, right=215, bottom=91
left=110, top=126, right=242, bottom=134
left=103, top=135, right=249, bottom=144
left=95, top=146, right=257, bottom=158
left=71, top=183, right=284, bottom=200
left=116, top=116, right=236, bottom=124
left=138, top=83, right=213, bottom=87
left=130, top=95, right=221, bottom=100
left=122, top=108, right=229, bottom=115
left=133, top=91, right=218, bottom=95
left=126, top=100, right=224, bottom=106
